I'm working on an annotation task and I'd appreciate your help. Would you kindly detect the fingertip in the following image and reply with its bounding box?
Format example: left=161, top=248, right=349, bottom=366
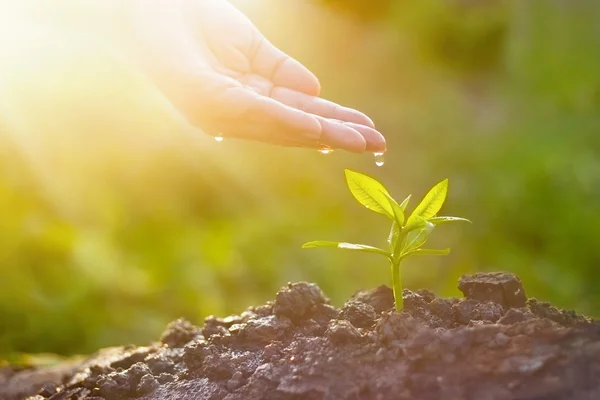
left=319, top=119, right=367, bottom=154
left=360, top=113, right=376, bottom=129
left=344, top=109, right=376, bottom=129
left=345, top=123, right=386, bottom=153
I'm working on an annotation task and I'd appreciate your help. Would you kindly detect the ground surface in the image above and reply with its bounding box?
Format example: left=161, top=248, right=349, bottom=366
left=2, top=272, right=599, bottom=400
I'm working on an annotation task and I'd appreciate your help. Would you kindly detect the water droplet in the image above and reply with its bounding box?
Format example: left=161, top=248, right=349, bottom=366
left=319, top=148, right=333, bottom=155
left=374, top=152, right=385, bottom=167
left=215, top=133, right=224, bottom=142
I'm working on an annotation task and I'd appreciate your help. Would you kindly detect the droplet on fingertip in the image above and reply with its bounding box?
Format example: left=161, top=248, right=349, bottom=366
left=374, top=152, right=385, bottom=167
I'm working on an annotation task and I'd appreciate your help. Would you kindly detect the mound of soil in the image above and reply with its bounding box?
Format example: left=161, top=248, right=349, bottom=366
left=3, top=272, right=600, bottom=400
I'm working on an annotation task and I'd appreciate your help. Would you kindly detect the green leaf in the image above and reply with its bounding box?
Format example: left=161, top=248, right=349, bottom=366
left=403, top=216, right=428, bottom=234
left=344, top=169, right=394, bottom=219
left=387, top=222, right=400, bottom=251
left=302, top=241, right=392, bottom=259
left=402, top=248, right=451, bottom=257
left=381, top=191, right=405, bottom=227
left=402, top=221, right=435, bottom=253
left=428, top=216, right=472, bottom=225
left=406, top=179, right=449, bottom=229
left=399, top=194, right=412, bottom=211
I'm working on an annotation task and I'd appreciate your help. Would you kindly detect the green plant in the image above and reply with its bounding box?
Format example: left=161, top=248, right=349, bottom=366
left=303, top=169, right=470, bottom=311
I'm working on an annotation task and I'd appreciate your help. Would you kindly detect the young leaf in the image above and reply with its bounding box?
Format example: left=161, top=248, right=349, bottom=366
left=388, top=222, right=400, bottom=251
left=302, top=241, right=392, bottom=259
left=344, top=170, right=394, bottom=219
left=401, top=221, right=435, bottom=253
left=428, top=216, right=472, bottom=225
left=399, top=194, right=412, bottom=211
left=402, top=248, right=451, bottom=257
left=405, top=179, right=449, bottom=229
left=381, top=191, right=405, bottom=227
left=402, top=216, right=428, bottom=234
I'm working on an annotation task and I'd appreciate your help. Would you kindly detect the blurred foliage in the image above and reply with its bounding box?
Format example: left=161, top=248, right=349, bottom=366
left=1, top=0, right=599, bottom=358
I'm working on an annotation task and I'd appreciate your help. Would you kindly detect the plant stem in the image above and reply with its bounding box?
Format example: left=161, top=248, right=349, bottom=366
left=391, top=260, right=403, bottom=311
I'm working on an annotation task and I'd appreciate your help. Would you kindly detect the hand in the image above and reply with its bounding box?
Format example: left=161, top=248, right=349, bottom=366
left=118, top=0, right=386, bottom=153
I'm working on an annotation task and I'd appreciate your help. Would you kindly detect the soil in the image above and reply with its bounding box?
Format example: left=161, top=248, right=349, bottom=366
left=2, top=272, right=599, bottom=400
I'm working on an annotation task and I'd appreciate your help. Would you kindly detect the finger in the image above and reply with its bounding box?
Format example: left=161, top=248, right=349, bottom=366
left=271, top=86, right=375, bottom=128
left=250, top=36, right=321, bottom=97
left=342, top=122, right=387, bottom=153
left=316, top=117, right=367, bottom=154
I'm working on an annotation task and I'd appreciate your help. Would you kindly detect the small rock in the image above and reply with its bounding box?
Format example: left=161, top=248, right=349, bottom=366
left=311, top=303, right=340, bottom=328
left=403, top=289, right=429, bottom=311
left=97, top=376, right=130, bottom=400
left=454, top=300, right=504, bottom=325
left=128, top=362, right=152, bottom=384
left=274, top=282, right=328, bottom=322
left=183, top=340, right=206, bottom=371
left=160, top=318, right=202, bottom=348
left=136, top=374, right=160, bottom=396
left=325, top=320, right=362, bottom=344
left=340, top=300, right=377, bottom=329
left=428, top=298, right=454, bottom=322
left=248, top=302, right=274, bottom=318
left=203, top=316, right=235, bottom=338
left=350, top=285, right=394, bottom=313
left=157, top=373, right=176, bottom=384
left=145, top=354, right=175, bottom=375
left=498, top=308, right=533, bottom=325
left=458, top=272, right=527, bottom=309
left=415, top=289, right=437, bottom=303
left=233, top=315, right=292, bottom=345
left=262, top=342, right=282, bottom=361
left=227, top=371, right=245, bottom=391
left=297, top=318, right=325, bottom=337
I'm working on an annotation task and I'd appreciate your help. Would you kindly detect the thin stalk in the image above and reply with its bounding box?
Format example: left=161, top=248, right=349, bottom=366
left=391, top=260, right=403, bottom=310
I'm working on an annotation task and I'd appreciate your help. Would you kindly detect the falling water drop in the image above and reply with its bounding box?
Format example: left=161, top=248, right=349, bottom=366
left=215, top=133, right=224, bottom=142
left=374, top=152, right=385, bottom=167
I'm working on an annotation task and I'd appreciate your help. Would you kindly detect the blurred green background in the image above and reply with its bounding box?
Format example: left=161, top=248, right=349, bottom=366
left=1, top=0, right=599, bottom=359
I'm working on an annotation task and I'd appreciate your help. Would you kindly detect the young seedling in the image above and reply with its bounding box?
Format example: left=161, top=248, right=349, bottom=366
left=302, top=169, right=470, bottom=311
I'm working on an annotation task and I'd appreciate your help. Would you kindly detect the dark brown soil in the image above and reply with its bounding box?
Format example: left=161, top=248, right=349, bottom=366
left=3, top=272, right=600, bottom=400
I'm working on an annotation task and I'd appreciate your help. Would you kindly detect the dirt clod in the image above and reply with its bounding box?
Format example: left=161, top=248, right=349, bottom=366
left=339, top=299, right=377, bottom=328
left=349, top=285, right=394, bottom=314
left=325, top=320, right=362, bottom=344
left=454, top=299, right=504, bottom=324
left=458, top=272, right=527, bottom=309
left=159, top=318, right=201, bottom=348
left=273, top=282, right=328, bottom=322
left=230, top=315, right=292, bottom=346
left=136, top=374, right=160, bottom=396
